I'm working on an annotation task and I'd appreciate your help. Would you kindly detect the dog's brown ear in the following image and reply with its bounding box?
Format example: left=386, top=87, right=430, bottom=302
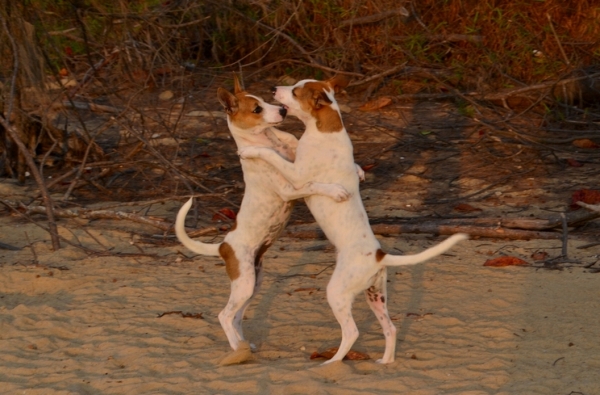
left=233, top=74, right=243, bottom=94
left=217, top=87, right=238, bottom=115
left=313, top=90, right=332, bottom=110
left=325, top=74, right=350, bottom=93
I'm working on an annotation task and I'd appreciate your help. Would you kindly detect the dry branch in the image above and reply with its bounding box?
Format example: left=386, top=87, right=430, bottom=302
left=284, top=210, right=599, bottom=240
left=577, top=202, right=600, bottom=213
left=391, top=34, right=484, bottom=43
left=19, top=204, right=220, bottom=237
left=285, top=223, right=561, bottom=240
left=339, top=8, right=409, bottom=28
left=392, top=72, right=600, bottom=103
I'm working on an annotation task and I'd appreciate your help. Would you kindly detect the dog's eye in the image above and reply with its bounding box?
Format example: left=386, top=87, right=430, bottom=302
left=252, top=106, right=263, bottom=114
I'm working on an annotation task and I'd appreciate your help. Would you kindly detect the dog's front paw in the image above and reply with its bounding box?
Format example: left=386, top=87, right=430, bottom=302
left=330, top=184, right=351, bottom=202
left=238, top=146, right=261, bottom=160
left=355, top=164, right=365, bottom=182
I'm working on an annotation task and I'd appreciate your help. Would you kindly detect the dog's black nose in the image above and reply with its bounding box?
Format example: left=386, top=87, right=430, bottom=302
left=270, top=86, right=277, bottom=95
left=279, top=106, right=287, bottom=118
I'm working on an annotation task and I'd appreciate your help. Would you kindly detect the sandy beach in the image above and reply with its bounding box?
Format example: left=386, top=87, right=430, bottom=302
left=1, top=187, right=598, bottom=394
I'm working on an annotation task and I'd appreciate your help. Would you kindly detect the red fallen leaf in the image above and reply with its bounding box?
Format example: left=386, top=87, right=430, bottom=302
left=572, top=138, right=599, bottom=149
left=571, top=189, right=600, bottom=209
left=310, top=347, right=370, bottom=361
left=531, top=251, right=548, bottom=261
left=484, top=256, right=528, bottom=267
left=359, top=96, right=392, bottom=111
left=219, top=208, right=237, bottom=219
left=454, top=203, right=482, bottom=213
left=566, top=158, right=583, bottom=167
left=59, top=68, right=68, bottom=77
left=361, top=163, right=376, bottom=171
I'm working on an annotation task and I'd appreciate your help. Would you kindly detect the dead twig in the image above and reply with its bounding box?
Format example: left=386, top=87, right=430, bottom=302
left=546, top=13, right=570, bottom=66
left=24, top=232, right=39, bottom=264
left=577, top=202, right=600, bottom=213
left=349, top=64, right=407, bottom=87
left=338, top=8, right=409, bottom=28
left=157, top=311, right=203, bottom=319
left=0, top=241, right=20, bottom=251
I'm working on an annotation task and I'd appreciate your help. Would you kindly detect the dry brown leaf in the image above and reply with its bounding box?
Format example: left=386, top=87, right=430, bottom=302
left=572, top=139, right=599, bottom=149
left=361, top=163, right=377, bottom=172
left=484, top=256, right=528, bottom=267
left=571, top=189, right=600, bottom=209
left=212, top=207, right=237, bottom=221
left=310, top=347, right=370, bottom=361
left=359, top=96, right=392, bottom=111
left=531, top=251, right=548, bottom=261
left=453, top=203, right=482, bottom=213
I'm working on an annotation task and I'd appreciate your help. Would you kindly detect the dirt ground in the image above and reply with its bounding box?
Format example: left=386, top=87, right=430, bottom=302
left=1, top=75, right=599, bottom=394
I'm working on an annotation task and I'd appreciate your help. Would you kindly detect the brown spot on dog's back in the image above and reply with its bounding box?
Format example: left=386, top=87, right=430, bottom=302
left=376, top=249, right=386, bottom=262
left=219, top=242, right=240, bottom=281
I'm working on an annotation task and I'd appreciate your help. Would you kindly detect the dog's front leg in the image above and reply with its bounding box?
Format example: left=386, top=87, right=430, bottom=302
left=277, top=181, right=350, bottom=203
left=239, top=146, right=307, bottom=189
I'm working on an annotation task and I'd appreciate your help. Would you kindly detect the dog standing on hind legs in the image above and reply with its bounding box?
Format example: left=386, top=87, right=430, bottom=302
left=239, top=75, right=468, bottom=364
left=175, top=75, right=353, bottom=356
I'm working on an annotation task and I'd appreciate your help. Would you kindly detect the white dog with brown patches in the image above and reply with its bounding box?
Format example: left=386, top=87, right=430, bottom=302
left=176, top=76, right=351, bottom=354
left=239, top=75, right=468, bottom=365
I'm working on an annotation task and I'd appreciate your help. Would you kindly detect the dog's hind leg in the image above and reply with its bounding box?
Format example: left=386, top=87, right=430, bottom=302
left=322, top=268, right=360, bottom=365
left=231, top=246, right=267, bottom=351
left=364, top=268, right=397, bottom=364
left=218, top=243, right=256, bottom=350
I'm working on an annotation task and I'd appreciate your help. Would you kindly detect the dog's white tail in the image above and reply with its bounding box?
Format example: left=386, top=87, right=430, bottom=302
left=380, top=233, right=468, bottom=267
left=175, top=197, right=221, bottom=256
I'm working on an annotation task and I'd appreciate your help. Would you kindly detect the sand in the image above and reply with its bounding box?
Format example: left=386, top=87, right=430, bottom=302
left=1, top=188, right=598, bottom=394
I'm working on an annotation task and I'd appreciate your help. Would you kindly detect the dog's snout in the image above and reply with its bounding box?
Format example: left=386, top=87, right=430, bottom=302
left=270, top=86, right=277, bottom=96
left=279, top=106, right=287, bottom=118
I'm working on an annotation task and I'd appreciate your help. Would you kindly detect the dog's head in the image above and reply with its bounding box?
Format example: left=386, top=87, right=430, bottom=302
left=271, top=75, right=349, bottom=133
left=217, top=74, right=287, bottom=133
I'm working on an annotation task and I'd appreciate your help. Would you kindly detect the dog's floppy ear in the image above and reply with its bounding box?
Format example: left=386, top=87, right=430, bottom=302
left=325, top=74, right=350, bottom=94
left=233, top=74, right=243, bottom=94
left=217, top=87, right=238, bottom=115
left=313, top=90, right=332, bottom=110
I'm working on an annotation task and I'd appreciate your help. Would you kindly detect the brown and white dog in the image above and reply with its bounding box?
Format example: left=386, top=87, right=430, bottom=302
left=176, top=76, right=351, bottom=353
left=238, top=75, right=468, bottom=364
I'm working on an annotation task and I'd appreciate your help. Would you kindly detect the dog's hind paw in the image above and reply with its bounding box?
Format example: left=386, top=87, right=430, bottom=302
left=375, top=357, right=394, bottom=364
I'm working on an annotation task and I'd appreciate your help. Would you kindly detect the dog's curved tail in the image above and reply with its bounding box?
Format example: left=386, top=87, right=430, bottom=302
left=379, top=233, right=468, bottom=267
left=175, top=197, right=221, bottom=256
